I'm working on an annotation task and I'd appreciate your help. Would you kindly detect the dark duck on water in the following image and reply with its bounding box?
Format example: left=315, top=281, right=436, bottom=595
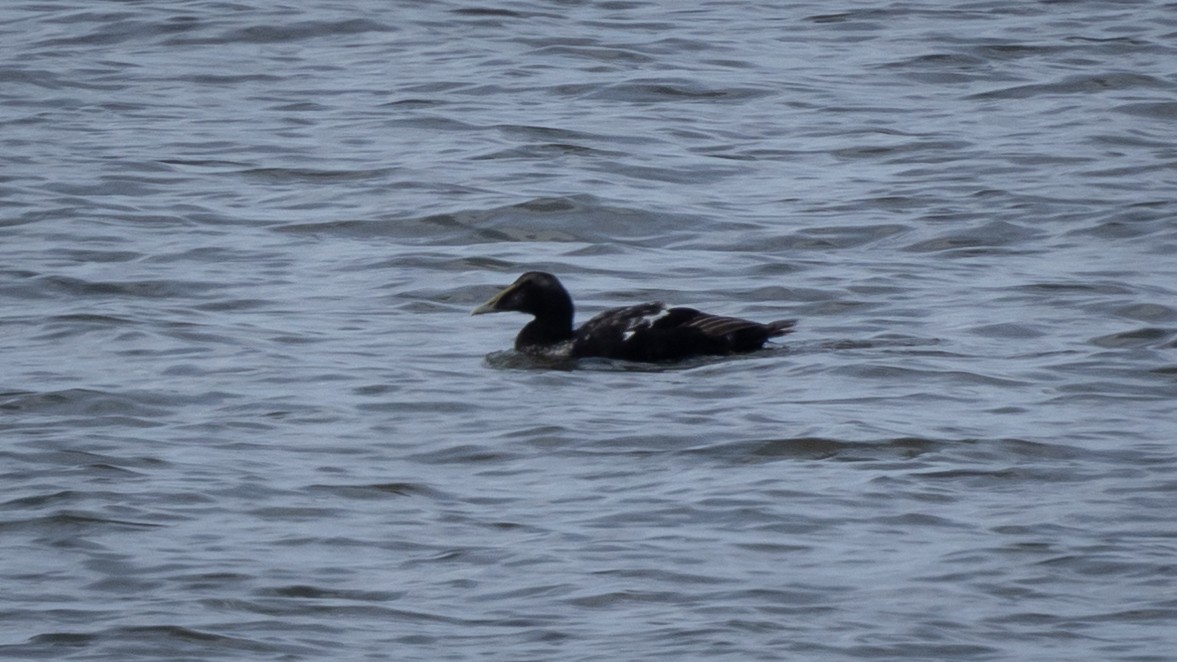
left=472, top=272, right=796, bottom=362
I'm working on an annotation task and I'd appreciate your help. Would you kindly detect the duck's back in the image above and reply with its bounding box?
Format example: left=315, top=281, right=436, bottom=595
left=571, top=302, right=795, bottom=362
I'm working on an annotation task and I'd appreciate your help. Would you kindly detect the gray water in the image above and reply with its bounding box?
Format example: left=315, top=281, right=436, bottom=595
left=3, top=1, right=1177, bottom=660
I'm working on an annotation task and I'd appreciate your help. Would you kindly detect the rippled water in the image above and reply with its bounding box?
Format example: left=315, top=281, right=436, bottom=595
left=3, top=1, right=1177, bottom=660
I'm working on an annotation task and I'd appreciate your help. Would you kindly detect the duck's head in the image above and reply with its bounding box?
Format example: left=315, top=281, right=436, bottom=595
left=471, top=271, right=572, bottom=318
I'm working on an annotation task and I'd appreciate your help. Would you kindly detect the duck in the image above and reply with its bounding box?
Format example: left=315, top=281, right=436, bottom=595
left=471, top=271, right=796, bottom=362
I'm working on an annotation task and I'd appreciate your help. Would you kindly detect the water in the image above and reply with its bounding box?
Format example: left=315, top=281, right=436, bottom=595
left=3, top=1, right=1176, bottom=660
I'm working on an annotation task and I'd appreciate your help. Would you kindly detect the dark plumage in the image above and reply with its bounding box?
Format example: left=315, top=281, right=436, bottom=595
left=472, top=272, right=796, bottom=362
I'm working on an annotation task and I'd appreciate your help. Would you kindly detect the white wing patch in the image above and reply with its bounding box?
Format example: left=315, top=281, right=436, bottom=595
left=622, top=305, right=670, bottom=343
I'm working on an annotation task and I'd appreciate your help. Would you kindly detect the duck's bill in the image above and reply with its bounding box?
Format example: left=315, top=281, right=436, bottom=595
left=471, top=285, right=511, bottom=315
left=471, top=300, right=498, bottom=315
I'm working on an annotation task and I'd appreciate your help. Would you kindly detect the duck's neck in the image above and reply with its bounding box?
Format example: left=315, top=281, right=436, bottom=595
left=516, top=304, right=574, bottom=350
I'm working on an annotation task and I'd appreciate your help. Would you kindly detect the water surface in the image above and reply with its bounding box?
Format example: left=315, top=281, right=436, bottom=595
left=2, top=1, right=1176, bottom=660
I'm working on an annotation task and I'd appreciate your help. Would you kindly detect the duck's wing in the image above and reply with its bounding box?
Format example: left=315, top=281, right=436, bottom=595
left=572, top=303, right=795, bottom=361
left=571, top=303, right=672, bottom=355
left=677, top=311, right=796, bottom=342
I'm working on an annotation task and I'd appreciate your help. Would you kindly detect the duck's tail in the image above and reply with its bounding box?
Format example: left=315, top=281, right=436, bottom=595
left=766, top=319, right=798, bottom=337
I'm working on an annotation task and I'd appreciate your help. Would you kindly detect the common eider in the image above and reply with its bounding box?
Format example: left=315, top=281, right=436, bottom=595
left=472, top=272, right=796, bottom=362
